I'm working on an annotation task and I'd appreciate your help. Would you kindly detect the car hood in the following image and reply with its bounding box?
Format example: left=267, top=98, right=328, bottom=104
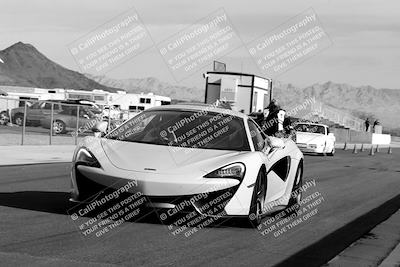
left=296, top=132, right=325, bottom=144
left=100, top=138, right=243, bottom=174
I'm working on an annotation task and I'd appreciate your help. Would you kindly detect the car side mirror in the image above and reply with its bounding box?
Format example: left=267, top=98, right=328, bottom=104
left=92, top=121, right=108, bottom=137
left=269, top=137, right=285, bottom=149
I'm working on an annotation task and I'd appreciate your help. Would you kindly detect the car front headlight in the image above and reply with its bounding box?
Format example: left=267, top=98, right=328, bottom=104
left=204, top=163, right=245, bottom=180
left=74, top=147, right=101, bottom=168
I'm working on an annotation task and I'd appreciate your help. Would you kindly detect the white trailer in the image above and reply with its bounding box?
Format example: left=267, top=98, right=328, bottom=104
left=0, top=86, right=172, bottom=121
left=107, top=92, right=171, bottom=112
left=0, top=86, right=66, bottom=111
left=204, top=72, right=272, bottom=114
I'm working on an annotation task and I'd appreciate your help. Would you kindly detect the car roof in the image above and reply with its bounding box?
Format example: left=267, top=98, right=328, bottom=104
left=147, top=104, right=249, bottom=119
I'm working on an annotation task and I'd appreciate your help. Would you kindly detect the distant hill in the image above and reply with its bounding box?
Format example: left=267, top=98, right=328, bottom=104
left=87, top=75, right=204, bottom=101
left=89, top=75, right=400, bottom=130
left=0, top=42, right=120, bottom=92
left=273, top=81, right=400, bottom=130
left=1, top=42, right=398, bottom=130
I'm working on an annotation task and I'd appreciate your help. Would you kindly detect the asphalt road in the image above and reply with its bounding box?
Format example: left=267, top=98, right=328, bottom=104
left=0, top=149, right=399, bottom=266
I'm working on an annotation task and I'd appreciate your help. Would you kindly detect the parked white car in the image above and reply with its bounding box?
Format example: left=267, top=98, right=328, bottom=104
left=295, top=123, right=335, bottom=156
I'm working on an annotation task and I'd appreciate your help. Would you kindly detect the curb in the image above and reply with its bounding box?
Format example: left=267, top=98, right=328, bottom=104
left=275, top=193, right=400, bottom=266
left=0, top=161, right=71, bottom=167
left=379, top=241, right=400, bottom=266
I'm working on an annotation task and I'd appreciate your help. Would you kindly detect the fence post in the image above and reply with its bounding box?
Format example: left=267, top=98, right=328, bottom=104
left=347, top=128, right=350, bottom=143
left=107, top=107, right=111, bottom=133
left=49, top=102, right=54, bottom=145
left=75, top=105, right=79, bottom=146
left=21, top=101, right=27, bottom=145
left=6, top=99, right=12, bottom=126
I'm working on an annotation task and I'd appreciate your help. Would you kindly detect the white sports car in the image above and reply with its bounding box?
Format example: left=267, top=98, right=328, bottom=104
left=70, top=105, right=304, bottom=226
left=295, top=122, right=335, bottom=156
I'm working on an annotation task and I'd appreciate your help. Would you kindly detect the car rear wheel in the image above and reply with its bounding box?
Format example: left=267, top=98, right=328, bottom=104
left=327, top=144, right=335, bottom=156
left=53, top=120, right=66, bottom=134
left=248, top=168, right=267, bottom=227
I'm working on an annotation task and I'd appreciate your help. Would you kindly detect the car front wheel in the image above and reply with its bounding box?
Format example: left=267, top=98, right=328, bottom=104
left=248, top=168, right=267, bottom=227
left=14, top=113, right=24, bottom=126
left=53, top=120, right=66, bottom=134
left=287, top=162, right=303, bottom=210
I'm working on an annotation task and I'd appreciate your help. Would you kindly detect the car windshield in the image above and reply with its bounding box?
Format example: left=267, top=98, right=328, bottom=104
left=106, top=109, right=251, bottom=151
left=295, top=124, right=326, bottom=134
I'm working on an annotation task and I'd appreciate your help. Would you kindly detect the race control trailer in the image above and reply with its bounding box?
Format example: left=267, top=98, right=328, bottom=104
left=204, top=72, right=272, bottom=114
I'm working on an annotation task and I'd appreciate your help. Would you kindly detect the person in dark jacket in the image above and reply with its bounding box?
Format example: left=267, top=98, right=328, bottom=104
left=365, top=118, right=370, bottom=132
left=262, top=99, right=280, bottom=136
left=267, top=99, right=280, bottom=114
left=373, top=119, right=379, bottom=128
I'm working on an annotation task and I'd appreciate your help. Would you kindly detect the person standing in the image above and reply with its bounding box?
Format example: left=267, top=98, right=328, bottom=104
left=373, top=119, right=379, bottom=131
left=262, top=99, right=281, bottom=136
left=277, top=109, right=286, bottom=132
left=365, top=118, right=370, bottom=132
left=267, top=99, right=279, bottom=114
left=251, top=107, right=269, bottom=127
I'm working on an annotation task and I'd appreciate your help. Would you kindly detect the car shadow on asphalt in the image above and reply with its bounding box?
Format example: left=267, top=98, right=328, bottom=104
left=0, top=191, right=72, bottom=215
left=0, top=191, right=184, bottom=226
left=0, top=191, right=260, bottom=229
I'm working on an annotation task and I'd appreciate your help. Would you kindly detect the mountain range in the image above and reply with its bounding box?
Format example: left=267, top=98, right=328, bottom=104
left=85, top=74, right=204, bottom=102
left=0, top=42, right=399, bottom=130
left=272, top=81, right=400, bottom=130
left=0, top=42, right=119, bottom=92
left=88, top=75, right=400, bottom=130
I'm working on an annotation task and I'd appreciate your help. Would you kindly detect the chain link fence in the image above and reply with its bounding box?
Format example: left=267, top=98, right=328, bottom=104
left=1, top=96, right=368, bottom=146
left=0, top=96, right=135, bottom=145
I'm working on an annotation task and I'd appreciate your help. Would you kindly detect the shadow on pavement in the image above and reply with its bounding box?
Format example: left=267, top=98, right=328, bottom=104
left=0, top=191, right=72, bottom=215
left=0, top=191, right=255, bottom=229
left=0, top=191, right=173, bottom=226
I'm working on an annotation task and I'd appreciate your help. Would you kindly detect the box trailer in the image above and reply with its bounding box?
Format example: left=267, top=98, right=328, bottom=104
left=204, top=72, right=272, bottom=114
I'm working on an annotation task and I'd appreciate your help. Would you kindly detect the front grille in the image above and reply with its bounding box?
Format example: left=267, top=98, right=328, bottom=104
left=147, top=185, right=239, bottom=216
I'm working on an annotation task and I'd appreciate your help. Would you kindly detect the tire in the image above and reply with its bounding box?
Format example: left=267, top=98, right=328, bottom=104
left=0, top=111, right=9, bottom=125
left=247, top=168, right=267, bottom=227
left=52, top=120, right=66, bottom=134
left=13, top=113, right=24, bottom=126
left=327, top=144, right=335, bottom=156
left=287, top=162, right=303, bottom=210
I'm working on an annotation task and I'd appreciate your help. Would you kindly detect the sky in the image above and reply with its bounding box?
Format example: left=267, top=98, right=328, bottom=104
left=0, top=0, right=399, bottom=89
